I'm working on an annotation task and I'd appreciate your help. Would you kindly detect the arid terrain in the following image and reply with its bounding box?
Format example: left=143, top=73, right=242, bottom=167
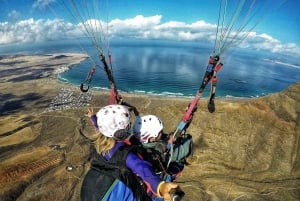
left=0, top=54, right=299, bottom=201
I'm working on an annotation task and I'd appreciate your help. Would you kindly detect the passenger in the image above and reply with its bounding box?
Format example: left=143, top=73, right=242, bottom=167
left=81, top=105, right=180, bottom=201
left=133, top=115, right=193, bottom=180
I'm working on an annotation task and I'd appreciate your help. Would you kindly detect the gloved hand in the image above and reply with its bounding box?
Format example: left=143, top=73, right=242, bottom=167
left=159, top=182, right=178, bottom=201
left=168, top=135, right=176, bottom=145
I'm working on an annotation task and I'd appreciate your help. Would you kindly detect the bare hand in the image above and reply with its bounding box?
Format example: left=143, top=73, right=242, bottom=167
left=86, top=108, right=95, bottom=117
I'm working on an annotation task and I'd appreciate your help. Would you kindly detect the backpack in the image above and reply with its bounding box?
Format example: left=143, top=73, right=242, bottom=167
left=130, top=136, right=186, bottom=181
left=129, top=137, right=167, bottom=176
left=80, top=145, right=152, bottom=201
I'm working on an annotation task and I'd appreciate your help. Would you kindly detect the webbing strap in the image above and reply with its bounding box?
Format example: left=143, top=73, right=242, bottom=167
left=110, top=86, right=115, bottom=104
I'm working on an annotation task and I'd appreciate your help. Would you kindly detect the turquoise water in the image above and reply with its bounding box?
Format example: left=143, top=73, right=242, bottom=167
left=58, top=41, right=300, bottom=98
left=1, top=40, right=299, bottom=98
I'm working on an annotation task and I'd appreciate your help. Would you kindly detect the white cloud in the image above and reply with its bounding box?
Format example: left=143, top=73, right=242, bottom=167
left=32, top=0, right=56, bottom=10
left=0, top=15, right=299, bottom=57
left=0, top=18, right=77, bottom=44
left=7, top=10, right=21, bottom=22
left=240, top=32, right=300, bottom=55
left=108, top=15, right=162, bottom=38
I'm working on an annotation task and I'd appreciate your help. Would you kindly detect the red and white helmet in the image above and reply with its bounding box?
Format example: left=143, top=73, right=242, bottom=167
left=96, top=104, right=131, bottom=139
left=133, top=115, right=163, bottom=143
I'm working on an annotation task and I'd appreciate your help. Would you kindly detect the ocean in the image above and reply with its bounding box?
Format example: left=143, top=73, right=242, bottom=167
left=1, top=39, right=300, bottom=99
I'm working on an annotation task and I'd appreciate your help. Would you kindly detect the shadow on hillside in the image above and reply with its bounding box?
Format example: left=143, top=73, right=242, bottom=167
left=0, top=93, right=43, bottom=116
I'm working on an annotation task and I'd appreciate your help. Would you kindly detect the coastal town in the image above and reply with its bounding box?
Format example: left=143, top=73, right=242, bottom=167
left=44, top=87, right=93, bottom=112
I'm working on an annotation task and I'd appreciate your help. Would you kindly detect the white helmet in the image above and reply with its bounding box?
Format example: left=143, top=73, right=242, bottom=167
left=96, top=104, right=131, bottom=140
left=133, top=115, right=163, bottom=143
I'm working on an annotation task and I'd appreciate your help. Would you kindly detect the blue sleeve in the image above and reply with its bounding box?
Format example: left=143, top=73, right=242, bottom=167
left=102, top=180, right=137, bottom=201
left=90, top=115, right=98, bottom=130
left=125, top=152, right=161, bottom=194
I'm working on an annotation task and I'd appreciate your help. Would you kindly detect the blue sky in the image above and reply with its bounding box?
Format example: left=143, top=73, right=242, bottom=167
left=0, top=0, right=299, bottom=57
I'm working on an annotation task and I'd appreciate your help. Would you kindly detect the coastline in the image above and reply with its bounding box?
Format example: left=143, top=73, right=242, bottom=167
left=0, top=53, right=88, bottom=115
left=0, top=52, right=255, bottom=116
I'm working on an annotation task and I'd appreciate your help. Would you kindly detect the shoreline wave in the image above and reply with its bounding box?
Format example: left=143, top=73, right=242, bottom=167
left=55, top=75, right=255, bottom=100
left=263, top=58, right=300, bottom=69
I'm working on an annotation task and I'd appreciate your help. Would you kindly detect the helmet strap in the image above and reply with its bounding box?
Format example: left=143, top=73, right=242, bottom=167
left=113, top=129, right=130, bottom=140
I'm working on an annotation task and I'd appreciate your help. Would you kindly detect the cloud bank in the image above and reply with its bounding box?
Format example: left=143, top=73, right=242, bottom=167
left=0, top=15, right=299, bottom=57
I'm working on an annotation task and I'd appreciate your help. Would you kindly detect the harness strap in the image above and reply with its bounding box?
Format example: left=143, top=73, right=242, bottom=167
left=207, top=62, right=223, bottom=113
left=80, top=67, right=96, bottom=92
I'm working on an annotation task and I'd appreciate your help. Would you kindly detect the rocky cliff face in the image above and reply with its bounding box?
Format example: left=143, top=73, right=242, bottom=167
left=0, top=60, right=299, bottom=201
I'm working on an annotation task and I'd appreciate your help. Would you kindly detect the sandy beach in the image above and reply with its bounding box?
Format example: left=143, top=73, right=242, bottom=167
left=0, top=53, right=299, bottom=201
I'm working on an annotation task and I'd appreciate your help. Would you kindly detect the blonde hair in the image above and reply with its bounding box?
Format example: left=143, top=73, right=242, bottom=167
left=93, top=132, right=116, bottom=155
